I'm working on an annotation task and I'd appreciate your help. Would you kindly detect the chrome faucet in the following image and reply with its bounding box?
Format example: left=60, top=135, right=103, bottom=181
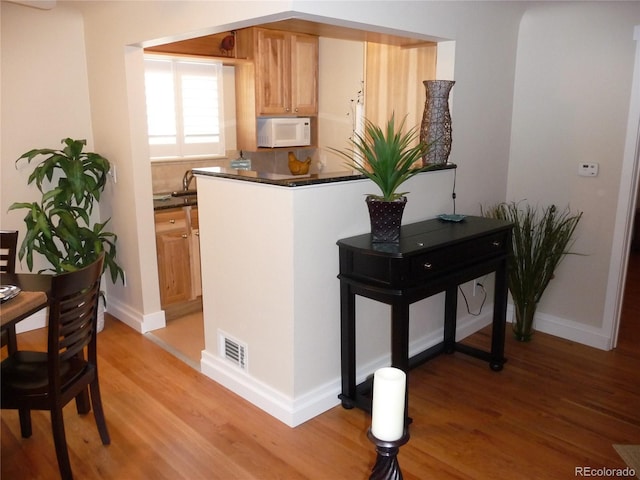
left=182, top=170, right=195, bottom=191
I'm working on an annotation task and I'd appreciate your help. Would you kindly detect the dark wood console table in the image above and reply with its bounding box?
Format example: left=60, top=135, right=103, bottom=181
left=337, top=216, right=513, bottom=413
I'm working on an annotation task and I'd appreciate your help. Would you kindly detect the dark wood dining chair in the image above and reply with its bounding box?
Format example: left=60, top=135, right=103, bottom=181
left=1, top=230, right=19, bottom=349
left=0, top=229, right=18, bottom=274
left=1, top=254, right=110, bottom=480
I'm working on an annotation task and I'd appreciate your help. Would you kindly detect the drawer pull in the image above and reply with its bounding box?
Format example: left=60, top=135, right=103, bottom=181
left=492, top=240, right=501, bottom=247
left=182, top=234, right=188, bottom=239
left=170, top=219, right=176, bottom=224
left=423, top=262, right=433, bottom=270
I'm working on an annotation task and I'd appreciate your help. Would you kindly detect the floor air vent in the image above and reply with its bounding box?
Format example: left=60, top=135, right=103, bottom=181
left=218, top=331, right=247, bottom=370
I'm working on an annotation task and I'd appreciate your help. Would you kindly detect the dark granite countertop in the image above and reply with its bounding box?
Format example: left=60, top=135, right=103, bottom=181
left=191, top=166, right=365, bottom=187
left=154, top=163, right=457, bottom=209
left=153, top=192, right=198, bottom=211
left=192, top=164, right=456, bottom=188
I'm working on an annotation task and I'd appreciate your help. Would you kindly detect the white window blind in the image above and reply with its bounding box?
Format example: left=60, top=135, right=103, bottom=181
left=144, top=55, right=225, bottom=160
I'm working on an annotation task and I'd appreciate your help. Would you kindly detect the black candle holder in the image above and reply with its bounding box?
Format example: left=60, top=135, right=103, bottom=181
left=367, top=429, right=410, bottom=480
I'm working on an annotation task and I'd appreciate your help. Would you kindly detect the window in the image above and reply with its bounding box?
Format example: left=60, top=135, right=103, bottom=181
left=144, top=55, right=225, bottom=160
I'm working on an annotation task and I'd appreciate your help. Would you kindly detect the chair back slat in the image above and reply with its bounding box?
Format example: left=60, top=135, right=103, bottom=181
left=0, top=230, right=18, bottom=274
left=48, top=255, right=104, bottom=371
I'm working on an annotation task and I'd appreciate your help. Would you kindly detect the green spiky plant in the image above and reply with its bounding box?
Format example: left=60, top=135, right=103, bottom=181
left=330, top=113, right=434, bottom=201
left=483, top=202, right=583, bottom=341
left=9, top=138, right=124, bottom=284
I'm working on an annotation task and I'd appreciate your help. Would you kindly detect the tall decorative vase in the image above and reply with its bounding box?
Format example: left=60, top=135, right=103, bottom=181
left=420, top=80, right=455, bottom=165
left=512, top=300, right=537, bottom=342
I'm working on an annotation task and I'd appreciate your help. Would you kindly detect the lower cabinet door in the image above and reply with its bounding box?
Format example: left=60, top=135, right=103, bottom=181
left=191, top=229, right=202, bottom=298
left=156, top=230, right=192, bottom=307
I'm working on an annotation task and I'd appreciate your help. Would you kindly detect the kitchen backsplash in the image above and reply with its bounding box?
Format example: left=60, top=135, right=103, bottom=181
left=151, top=148, right=318, bottom=193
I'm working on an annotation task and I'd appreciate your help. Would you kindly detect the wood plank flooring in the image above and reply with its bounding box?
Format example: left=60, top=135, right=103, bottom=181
left=2, top=254, right=639, bottom=479
left=146, top=310, right=204, bottom=370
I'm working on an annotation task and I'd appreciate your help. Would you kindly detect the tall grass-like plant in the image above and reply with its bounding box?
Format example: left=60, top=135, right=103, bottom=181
left=483, top=202, right=583, bottom=341
left=330, top=113, right=433, bottom=201
left=9, top=138, right=124, bottom=284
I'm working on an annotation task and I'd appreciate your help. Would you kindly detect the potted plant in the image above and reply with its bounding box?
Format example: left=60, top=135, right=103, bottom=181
left=9, top=138, right=124, bottom=330
left=331, top=114, right=434, bottom=242
left=483, top=202, right=583, bottom=341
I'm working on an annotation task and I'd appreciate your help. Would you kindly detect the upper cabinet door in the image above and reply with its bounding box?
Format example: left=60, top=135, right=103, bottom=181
left=256, top=29, right=290, bottom=115
left=254, top=29, right=318, bottom=116
left=290, top=34, right=319, bottom=115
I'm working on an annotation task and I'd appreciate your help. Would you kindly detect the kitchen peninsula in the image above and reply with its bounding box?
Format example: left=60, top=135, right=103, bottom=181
left=194, top=165, right=467, bottom=427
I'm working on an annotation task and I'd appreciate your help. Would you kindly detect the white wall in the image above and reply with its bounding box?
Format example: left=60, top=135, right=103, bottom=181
left=508, top=2, right=640, bottom=344
left=200, top=178, right=296, bottom=395
left=316, top=37, right=364, bottom=173
left=2, top=1, right=638, bottom=350
left=1, top=2, right=93, bottom=273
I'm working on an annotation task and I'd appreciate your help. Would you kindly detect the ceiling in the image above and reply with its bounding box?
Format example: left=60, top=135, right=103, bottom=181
left=257, top=18, right=436, bottom=48
left=146, top=17, right=437, bottom=56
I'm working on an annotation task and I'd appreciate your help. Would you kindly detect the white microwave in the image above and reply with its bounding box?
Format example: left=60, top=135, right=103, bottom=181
left=257, top=117, right=311, bottom=148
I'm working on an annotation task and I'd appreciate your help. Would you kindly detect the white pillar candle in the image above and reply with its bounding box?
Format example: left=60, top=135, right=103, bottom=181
left=371, top=367, right=406, bottom=441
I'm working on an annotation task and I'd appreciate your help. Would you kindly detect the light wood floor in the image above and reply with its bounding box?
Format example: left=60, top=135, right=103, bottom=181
left=147, top=311, right=204, bottom=370
left=2, top=254, right=639, bottom=479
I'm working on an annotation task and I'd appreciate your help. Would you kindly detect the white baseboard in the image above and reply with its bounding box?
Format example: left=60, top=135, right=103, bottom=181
left=200, top=350, right=342, bottom=427
left=105, top=297, right=165, bottom=333
left=199, top=309, right=494, bottom=428
left=507, top=305, right=613, bottom=350
left=12, top=297, right=166, bottom=335
left=15, top=308, right=48, bottom=333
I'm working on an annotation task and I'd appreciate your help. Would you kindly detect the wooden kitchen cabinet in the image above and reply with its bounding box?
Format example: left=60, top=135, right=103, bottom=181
left=189, top=206, right=202, bottom=298
left=254, top=28, right=318, bottom=116
left=155, top=206, right=201, bottom=309
left=235, top=27, right=318, bottom=150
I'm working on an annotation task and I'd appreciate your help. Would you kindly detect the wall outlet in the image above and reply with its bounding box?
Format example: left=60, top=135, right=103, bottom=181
left=578, top=162, right=599, bottom=177
left=108, top=163, right=117, bottom=183
left=472, top=277, right=486, bottom=296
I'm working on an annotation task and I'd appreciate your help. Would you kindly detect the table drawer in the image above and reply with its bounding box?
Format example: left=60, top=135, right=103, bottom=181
left=408, top=231, right=509, bottom=283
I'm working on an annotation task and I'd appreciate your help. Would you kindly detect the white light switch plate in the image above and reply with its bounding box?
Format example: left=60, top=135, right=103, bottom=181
left=578, top=163, right=599, bottom=177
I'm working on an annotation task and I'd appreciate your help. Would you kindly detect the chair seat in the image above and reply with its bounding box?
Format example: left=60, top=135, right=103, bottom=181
left=1, top=351, right=90, bottom=397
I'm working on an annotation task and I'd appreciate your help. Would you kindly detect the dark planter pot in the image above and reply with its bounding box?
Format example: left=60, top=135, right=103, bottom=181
left=366, top=196, right=407, bottom=243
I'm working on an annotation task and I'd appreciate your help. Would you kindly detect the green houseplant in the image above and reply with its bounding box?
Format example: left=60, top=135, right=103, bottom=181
left=483, top=202, right=583, bottom=341
left=331, top=114, right=433, bottom=242
left=9, top=138, right=124, bottom=295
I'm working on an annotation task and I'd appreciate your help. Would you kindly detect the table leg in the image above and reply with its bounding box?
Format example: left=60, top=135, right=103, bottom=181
left=339, top=281, right=357, bottom=409
left=6, top=325, right=18, bottom=354
left=390, top=301, right=410, bottom=372
left=390, top=301, right=411, bottom=424
left=490, top=259, right=509, bottom=371
left=444, top=287, right=458, bottom=354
